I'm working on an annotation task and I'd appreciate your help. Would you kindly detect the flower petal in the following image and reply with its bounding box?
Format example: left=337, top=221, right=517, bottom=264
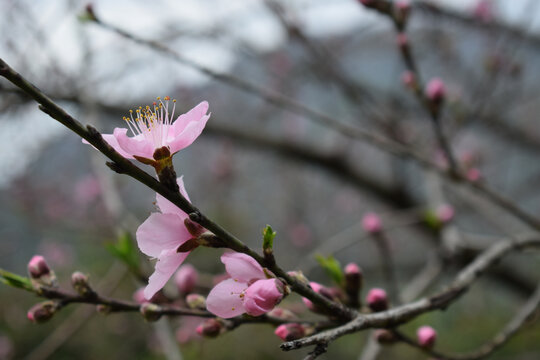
left=243, top=279, right=283, bottom=316
left=136, top=213, right=192, bottom=257
left=82, top=133, right=133, bottom=159
left=156, top=176, right=190, bottom=216
left=221, top=252, right=265, bottom=282
left=144, top=248, right=189, bottom=299
left=206, top=278, right=247, bottom=318
left=114, top=128, right=155, bottom=159
left=171, top=101, right=209, bottom=136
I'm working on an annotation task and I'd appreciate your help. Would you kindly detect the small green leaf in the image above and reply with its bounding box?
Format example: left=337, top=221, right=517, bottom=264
left=423, top=210, right=442, bottom=229
left=0, top=269, right=34, bottom=292
left=262, top=225, right=276, bottom=251
left=315, top=255, right=344, bottom=286
left=105, top=232, right=140, bottom=271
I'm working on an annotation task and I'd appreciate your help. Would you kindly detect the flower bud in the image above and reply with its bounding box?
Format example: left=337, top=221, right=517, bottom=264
left=267, top=307, right=296, bottom=320
left=417, top=326, right=437, bottom=348
left=184, top=218, right=205, bottom=238
left=366, top=288, right=388, bottom=312
left=244, top=279, right=285, bottom=316
left=374, top=329, right=396, bottom=344
left=287, top=271, right=309, bottom=286
left=275, top=323, right=306, bottom=341
left=396, top=33, right=408, bottom=48
left=196, top=318, right=223, bottom=338
left=174, top=264, right=198, bottom=294
left=186, top=294, right=206, bottom=309
left=71, top=272, right=94, bottom=297
left=140, top=303, right=162, bottom=322
left=344, top=263, right=363, bottom=308
left=96, top=304, right=112, bottom=315
left=362, top=213, right=382, bottom=234
left=425, top=78, right=446, bottom=103
left=436, top=204, right=454, bottom=224
left=394, top=0, right=411, bottom=23
left=466, top=167, right=482, bottom=182
left=27, top=301, right=57, bottom=323
left=28, top=255, right=50, bottom=279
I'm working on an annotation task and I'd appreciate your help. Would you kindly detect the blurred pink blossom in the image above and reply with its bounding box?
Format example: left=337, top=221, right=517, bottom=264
left=425, top=78, right=446, bottom=102
left=473, top=0, right=494, bottom=22
left=417, top=325, right=437, bottom=348
left=366, top=288, right=388, bottom=312
left=174, top=264, right=198, bottom=294
left=73, top=175, right=101, bottom=206
left=289, top=223, right=313, bottom=248
left=436, top=204, right=455, bottom=223
left=362, top=213, right=382, bottom=234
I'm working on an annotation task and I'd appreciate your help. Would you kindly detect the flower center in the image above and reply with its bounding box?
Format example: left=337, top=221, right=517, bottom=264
left=123, top=96, right=177, bottom=149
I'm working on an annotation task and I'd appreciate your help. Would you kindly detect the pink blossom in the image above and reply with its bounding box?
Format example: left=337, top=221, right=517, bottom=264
left=436, top=204, right=455, bottom=223
left=27, top=255, right=50, bottom=279
left=366, top=288, right=388, bottom=312
left=425, top=78, right=446, bottom=102
left=275, top=323, right=306, bottom=341
left=473, top=0, right=493, bottom=22
left=417, top=326, right=437, bottom=348
left=466, top=167, right=482, bottom=182
left=73, top=175, right=101, bottom=206
left=362, top=213, right=382, bottom=234
left=401, top=71, right=416, bottom=88
left=206, top=252, right=285, bottom=318
left=85, top=99, right=210, bottom=162
left=137, top=177, right=203, bottom=300
left=345, top=263, right=360, bottom=275
left=174, top=264, right=198, bottom=294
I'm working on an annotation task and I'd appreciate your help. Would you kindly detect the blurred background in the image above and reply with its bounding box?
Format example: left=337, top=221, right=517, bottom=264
left=1, top=0, right=540, bottom=359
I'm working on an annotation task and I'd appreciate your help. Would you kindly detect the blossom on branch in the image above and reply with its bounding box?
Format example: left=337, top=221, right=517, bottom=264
left=84, top=98, right=210, bottom=166
left=206, top=252, right=286, bottom=318
left=137, top=177, right=205, bottom=300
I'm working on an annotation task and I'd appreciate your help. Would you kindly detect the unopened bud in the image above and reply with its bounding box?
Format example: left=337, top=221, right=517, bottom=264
left=401, top=70, right=416, bottom=89
left=362, top=213, right=382, bottom=234
left=184, top=218, right=205, bottom=238
left=140, top=303, right=162, bottom=322
left=425, top=78, right=446, bottom=103
left=436, top=204, right=454, bottom=224
left=344, top=263, right=363, bottom=308
left=466, top=167, right=482, bottom=182
left=196, top=318, right=223, bottom=338
left=274, top=323, right=306, bottom=341
left=244, top=279, right=286, bottom=316
left=374, top=329, right=396, bottom=344
left=366, top=288, right=388, bottom=312
left=28, top=255, right=56, bottom=287
left=396, top=33, right=408, bottom=48
left=267, top=307, right=296, bottom=320
left=71, top=272, right=95, bottom=297
left=27, top=301, right=57, bottom=323
left=175, top=264, right=198, bottom=294
left=186, top=294, right=206, bottom=309
left=287, top=271, right=309, bottom=286
left=417, top=326, right=437, bottom=348
left=394, top=0, right=411, bottom=24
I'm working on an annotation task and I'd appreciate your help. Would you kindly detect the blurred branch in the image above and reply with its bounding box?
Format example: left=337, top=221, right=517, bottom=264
left=281, top=233, right=540, bottom=354
left=392, top=280, right=540, bottom=359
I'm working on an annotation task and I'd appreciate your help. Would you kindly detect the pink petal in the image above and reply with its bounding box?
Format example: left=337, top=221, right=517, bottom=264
left=113, top=128, right=155, bottom=159
left=243, top=279, right=283, bottom=316
left=136, top=213, right=192, bottom=258
left=171, top=101, right=209, bottom=136
left=169, top=106, right=210, bottom=154
left=206, top=278, right=247, bottom=318
left=221, top=252, right=265, bottom=282
left=144, top=248, right=190, bottom=299
left=156, top=176, right=191, bottom=216
left=82, top=133, right=133, bottom=159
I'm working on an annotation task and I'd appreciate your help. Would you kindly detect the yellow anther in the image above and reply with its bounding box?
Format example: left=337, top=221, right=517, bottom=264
left=164, top=96, right=170, bottom=101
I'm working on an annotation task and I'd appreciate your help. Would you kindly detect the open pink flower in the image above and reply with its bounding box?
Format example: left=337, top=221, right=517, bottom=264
left=206, top=252, right=285, bottom=318
left=85, top=98, right=210, bottom=162
left=137, top=176, right=203, bottom=300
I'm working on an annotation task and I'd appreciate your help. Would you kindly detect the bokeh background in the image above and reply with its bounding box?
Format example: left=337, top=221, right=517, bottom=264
left=1, top=0, right=540, bottom=359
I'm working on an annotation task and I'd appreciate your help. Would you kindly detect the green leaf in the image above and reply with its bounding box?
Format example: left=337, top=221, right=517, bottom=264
left=315, top=255, right=344, bottom=286
left=423, top=210, right=442, bottom=229
left=105, top=232, right=140, bottom=271
left=0, top=269, right=34, bottom=292
left=262, top=225, right=276, bottom=251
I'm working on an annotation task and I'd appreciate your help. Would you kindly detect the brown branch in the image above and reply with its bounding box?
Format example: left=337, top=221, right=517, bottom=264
left=280, top=233, right=540, bottom=353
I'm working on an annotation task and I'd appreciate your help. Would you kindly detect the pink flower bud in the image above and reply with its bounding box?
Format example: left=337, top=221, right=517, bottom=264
left=345, top=263, right=360, bottom=275
left=302, top=282, right=323, bottom=310
left=174, top=264, right=198, bottom=294
left=425, top=78, right=446, bottom=102
left=362, top=213, right=382, bottom=234
left=466, top=167, right=482, bottom=182
left=366, top=288, right=388, bottom=312
left=27, top=255, right=50, bottom=279
left=71, top=272, right=94, bottom=297
left=436, top=204, right=455, bottom=224
left=27, top=301, right=57, bottom=323
left=133, top=288, right=147, bottom=304
left=275, top=323, right=306, bottom=341
left=196, top=318, right=223, bottom=338
left=243, top=279, right=285, bottom=316
left=186, top=294, right=206, bottom=309
left=417, top=326, right=437, bottom=348
left=401, top=71, right=416, bottom=88
left=344, top=263, right=363, bottom=307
